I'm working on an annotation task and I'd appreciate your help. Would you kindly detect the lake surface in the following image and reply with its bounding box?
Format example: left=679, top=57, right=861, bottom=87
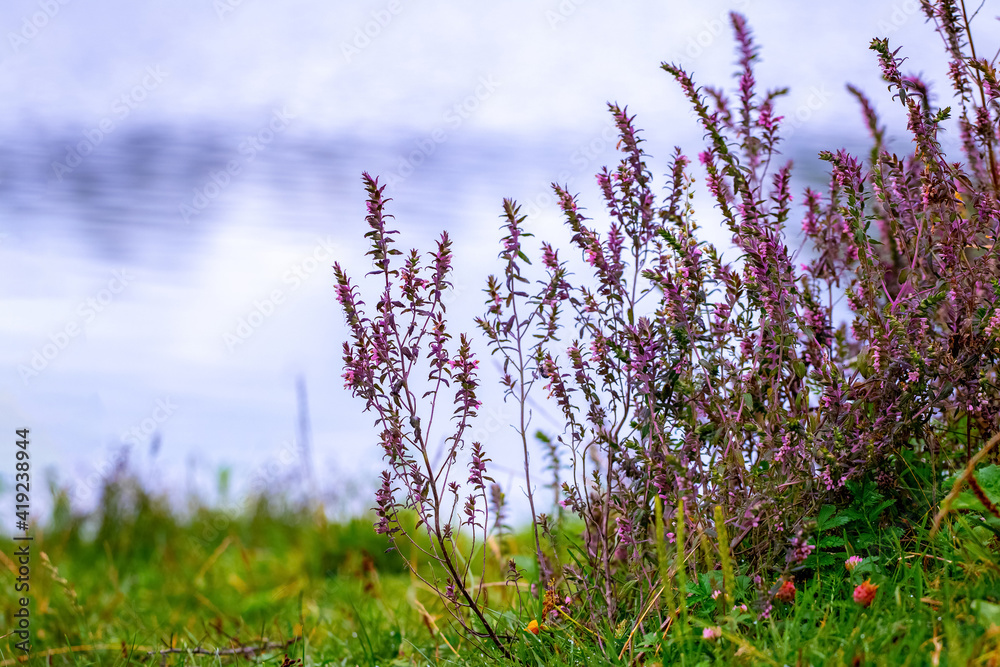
left=0, top=120, right=635, bottom=518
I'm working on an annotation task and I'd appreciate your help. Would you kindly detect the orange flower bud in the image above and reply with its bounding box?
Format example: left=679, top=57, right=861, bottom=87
left=775, top=579, right=796, bottom=603
left=853, top=580, right=878, bottom=607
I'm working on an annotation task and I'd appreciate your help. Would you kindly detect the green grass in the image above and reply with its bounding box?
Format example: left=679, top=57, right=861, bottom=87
left=1, top=476, right=998, bottom=666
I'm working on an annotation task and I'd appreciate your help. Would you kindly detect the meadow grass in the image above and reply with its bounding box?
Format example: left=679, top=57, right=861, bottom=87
left=1, top=472, right=998, bottom=665
left=7, top=6, right=1000, bottom=663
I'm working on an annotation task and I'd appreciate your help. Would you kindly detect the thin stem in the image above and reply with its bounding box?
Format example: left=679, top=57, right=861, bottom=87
left=960, top=0, right=1000, bottom=192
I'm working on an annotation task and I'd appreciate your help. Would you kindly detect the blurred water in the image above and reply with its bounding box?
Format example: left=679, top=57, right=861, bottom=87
left=0, top=118, right=621, bottom=518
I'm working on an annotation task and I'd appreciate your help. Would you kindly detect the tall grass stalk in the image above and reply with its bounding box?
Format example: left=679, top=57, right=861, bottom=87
left=675, top=496, right=689, bottom=653
left=715, top=505, right=735, bottom=610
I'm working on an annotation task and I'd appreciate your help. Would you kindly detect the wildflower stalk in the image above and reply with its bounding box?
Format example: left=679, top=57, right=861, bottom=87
left=337, top=174, right=512, bottom=657
left=655, top=495, right=679, bottom=628
left=675, top=497, right=689, bottom=649
left=715, top=505, right=735, bottom=610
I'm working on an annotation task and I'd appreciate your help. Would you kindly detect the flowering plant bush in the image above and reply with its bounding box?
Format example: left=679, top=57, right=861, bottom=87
left=336, top=1, right=1000, bottom=654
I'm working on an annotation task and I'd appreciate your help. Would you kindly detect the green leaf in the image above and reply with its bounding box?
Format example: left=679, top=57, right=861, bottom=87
left=840, top=509, right=864, bottom=523
left=816, top=505, right=853, bottom=532
left=872, top=499, right=896, bottom=517
left=972, top=600, right=1000, bottom=628
left=815, top=553, right=839, bottom=567
left=979, top=515, right=1000, bottom=539
left=945, top=465, right=1000, bottom=513
left=512, top=555, right=539, bottom=582
left=856, top=533, right=877, bottom=549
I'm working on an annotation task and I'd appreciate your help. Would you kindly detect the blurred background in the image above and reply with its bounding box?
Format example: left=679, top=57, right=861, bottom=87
left=0, top=0, right=992, bottom=520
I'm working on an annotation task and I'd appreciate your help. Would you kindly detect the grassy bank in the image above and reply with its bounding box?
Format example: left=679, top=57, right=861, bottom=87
left=1, top=473, right=999, bottom=665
